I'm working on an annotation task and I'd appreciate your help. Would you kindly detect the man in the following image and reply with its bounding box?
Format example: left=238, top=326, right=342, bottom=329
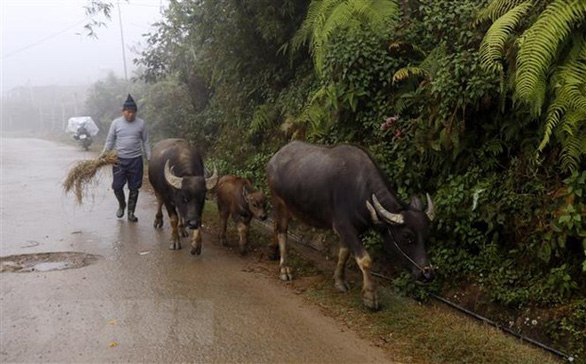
left=101, top=94, right=151, bottom=222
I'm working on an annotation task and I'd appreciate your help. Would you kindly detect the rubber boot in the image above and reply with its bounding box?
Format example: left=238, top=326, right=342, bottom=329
left=114, top=189, right=126, bottom=218
left=127, top=189, right=139, bottom=222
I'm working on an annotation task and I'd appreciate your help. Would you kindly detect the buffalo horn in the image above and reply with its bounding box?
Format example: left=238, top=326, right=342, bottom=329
left=372, top=194, right=404, bottom=225
left=164, top=160, right=183, bottom=189
left=426, top=193, right=435, bottom=221
left=205, top=166, right=218, bottom=190
left=365, top=200, right=380, bottom=224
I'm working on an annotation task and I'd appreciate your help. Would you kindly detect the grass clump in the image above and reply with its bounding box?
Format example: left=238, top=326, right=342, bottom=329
left=63, top=151, right=118, bottom=204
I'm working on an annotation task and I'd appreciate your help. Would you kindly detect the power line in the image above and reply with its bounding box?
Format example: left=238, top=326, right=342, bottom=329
left=1, top=18, right=91, bottom=60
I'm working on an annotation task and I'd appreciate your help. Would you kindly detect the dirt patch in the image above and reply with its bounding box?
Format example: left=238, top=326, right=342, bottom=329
left=0, top=252, right=102, bottom=273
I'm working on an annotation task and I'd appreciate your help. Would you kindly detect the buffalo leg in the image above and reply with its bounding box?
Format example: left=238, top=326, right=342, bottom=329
left=270, top=218, right=280, bottom=261
left=333, top=246, right=351, bottom=292
left=178, top=215, right=189, bottom=238
left=165, top=204, right=181, bottom=250
left=190, top=228, right=202, bottom=255
left=154, top=195, right=164, bottom=229
left=337, top=224, right=379, bottom=310
left=355, top=251, right=379, bottom=310
left=272, top=195, right=292, bottom=281
left=218, top=208, right=229, bottom=246
left=236, top=221, right=249, bottom=255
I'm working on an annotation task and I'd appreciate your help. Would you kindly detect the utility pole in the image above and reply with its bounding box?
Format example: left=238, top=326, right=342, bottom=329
left=117, top=1, right=128, bottom=81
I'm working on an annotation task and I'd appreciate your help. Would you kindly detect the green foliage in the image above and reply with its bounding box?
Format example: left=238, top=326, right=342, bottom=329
left=515, top=0, right=586, bottom=114
left=84, top=72, right=143, bottom=132
left=250, top=104, right=281, bottom=135
left=428, top=163, right=584, bottom=307
left=476, top=0, right=532, bottom=24
left=479, top=2, right=532, bottom=73
left=393, top=1, right=501, bottom=164
left=392, top=66, right=430, bottom=84
left=431, top=50, right=498, bottom=122
left=540, top=36, right=586, bottom=171
left=140, top=78, right=196, bottom=143
left=545, top=171, right=586, bottom=267
left=416, top=0, right=487, bottom=51
left=289, top=27, right=402, bottom=143
left=479, top=0, right=586, bottom=171
left=292, top=0, right=399, bottom=73
left=392, top=271, right=440, bottom=302
left=551, top=301, right=586, bottom=360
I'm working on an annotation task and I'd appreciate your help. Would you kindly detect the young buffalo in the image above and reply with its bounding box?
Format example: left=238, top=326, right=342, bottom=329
left=216, top=175, right=267, bottom=254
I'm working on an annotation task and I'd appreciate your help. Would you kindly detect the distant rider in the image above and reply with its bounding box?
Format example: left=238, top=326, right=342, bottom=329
left=100, top=94, right=151, bottom=222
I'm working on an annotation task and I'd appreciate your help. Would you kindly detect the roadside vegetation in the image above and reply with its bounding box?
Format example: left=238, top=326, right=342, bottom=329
left=3, top=0, right=583, bottom=360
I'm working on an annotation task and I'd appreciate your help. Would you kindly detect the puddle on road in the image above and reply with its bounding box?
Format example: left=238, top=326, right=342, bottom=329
left=0, top=252, right=102, bottom=273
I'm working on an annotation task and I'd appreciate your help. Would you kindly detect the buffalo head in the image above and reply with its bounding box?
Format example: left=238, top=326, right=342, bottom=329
left=366, top=193, right=435, bottom=283
left=243, top=187, right=268, bottom=221
left=164, top=160, right=218, bottom=229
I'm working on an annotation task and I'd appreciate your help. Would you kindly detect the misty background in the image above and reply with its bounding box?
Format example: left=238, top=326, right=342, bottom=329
left=1, top=0, right=166, bottom=134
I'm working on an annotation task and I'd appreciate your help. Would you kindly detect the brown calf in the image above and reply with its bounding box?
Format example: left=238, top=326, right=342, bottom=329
left=216, top=175, right=267, bottom=254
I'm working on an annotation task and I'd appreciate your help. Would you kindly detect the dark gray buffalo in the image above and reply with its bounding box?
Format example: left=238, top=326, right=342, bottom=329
left=266, top=141, right=435, bottom=310
left=216, top=175, right=268, bottom=255
left=149, top=138, right=218, bottom=254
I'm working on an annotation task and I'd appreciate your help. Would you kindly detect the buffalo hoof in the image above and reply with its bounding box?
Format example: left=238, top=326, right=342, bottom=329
left=334, top=279, right=350, bottom=293
left=362, top=290, right=380, bottom=311
left=169, top=241, right=182, bottom=250
left=180, top=228, right=189, bottom=238
left=279, top=267, right=293, bottom=281
left=190, top=245, right=202, bottom=255
left=154, top=219, right=163, bottom=229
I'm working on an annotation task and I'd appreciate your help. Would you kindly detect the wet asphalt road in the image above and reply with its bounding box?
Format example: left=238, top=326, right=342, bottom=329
left=0, top=138, right=391, bottom=363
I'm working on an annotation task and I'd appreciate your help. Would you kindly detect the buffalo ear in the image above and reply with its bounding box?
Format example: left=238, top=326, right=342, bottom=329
left=409, top=195, right=423, bottom=210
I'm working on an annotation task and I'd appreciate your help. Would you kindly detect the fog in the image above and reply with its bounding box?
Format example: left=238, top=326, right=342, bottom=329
left=1, top=0, right=165, bottom=93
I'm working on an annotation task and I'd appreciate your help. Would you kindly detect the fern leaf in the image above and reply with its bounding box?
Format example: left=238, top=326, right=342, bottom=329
left=477, top=0, right=531, bottom=24
left=292, top=1, right=334, bottom=50
left=560, top=132, right=584, bottom=172
left=540, top=103, right=566, bottom=151
left=392, top=66, right=430, bottom=84
left=515, top=0, right=586, bottom=114
left=539, top=36, right=586, bottom=152
left=250, top=104, right=279, bottom=134
left=292, top=0, right=399, bottom=74
left=479, top=2, right=532, bottom=73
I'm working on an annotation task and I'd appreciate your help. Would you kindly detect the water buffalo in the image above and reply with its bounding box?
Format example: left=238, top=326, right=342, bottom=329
left=216, top=175, right=268, bottom=255
left=266, top=141, right=435, bottom=310
left=148, top=138, right=218, bottom=254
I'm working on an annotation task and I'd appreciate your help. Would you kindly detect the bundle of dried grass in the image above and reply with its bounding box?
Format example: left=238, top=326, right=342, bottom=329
left=63, top=151, right=118, bottom=204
